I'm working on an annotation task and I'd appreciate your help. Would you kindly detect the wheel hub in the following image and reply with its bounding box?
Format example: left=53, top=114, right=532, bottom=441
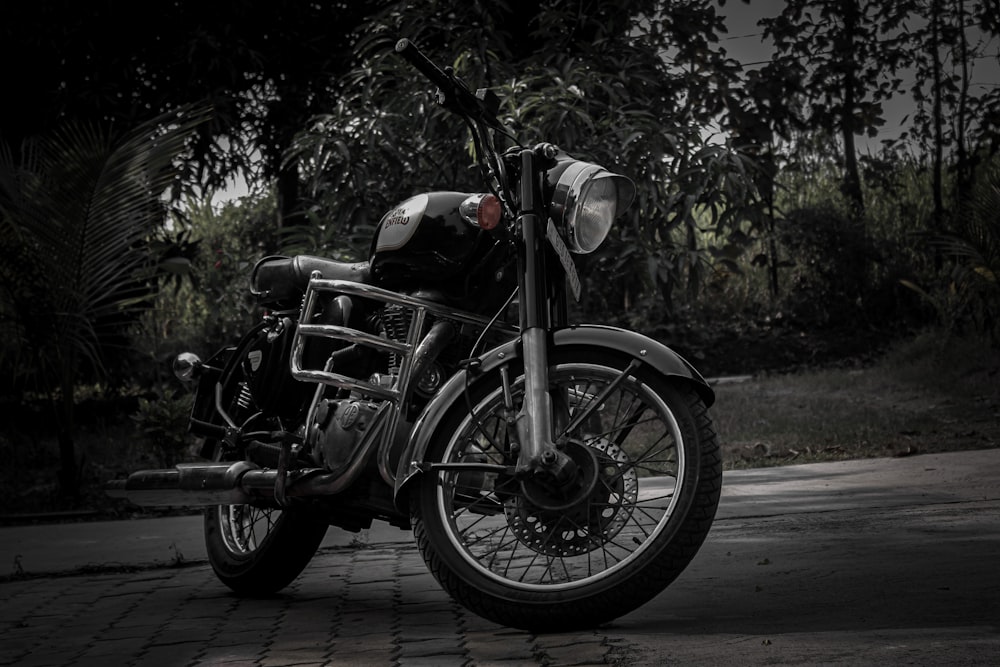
left=505, top=438, right=638, bottom=556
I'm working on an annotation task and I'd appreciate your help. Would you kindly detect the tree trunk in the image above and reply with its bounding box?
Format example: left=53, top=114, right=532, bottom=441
left=840, top=0, right=865, bottom=223
left=55, top=373, right=79, bottom=499
left=277, top=162, right=305, bottom=230
left=767, top=203, right=780, bottom=299
left=930, top=0, right=945, bottom=228
left=954, top=0, right=974, bottom=206
left=760, top=152, right=781, bottom=298
left=656, top=272, right=675, bottom=320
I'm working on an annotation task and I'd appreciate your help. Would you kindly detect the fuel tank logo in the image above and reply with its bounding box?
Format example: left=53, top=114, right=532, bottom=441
left=383, top=209, right=410, bottom=227
left=375, top=193, right=428, bottom=251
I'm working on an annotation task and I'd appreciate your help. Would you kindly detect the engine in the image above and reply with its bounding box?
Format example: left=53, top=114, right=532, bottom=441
left=307, top=398, right=381, bottom=473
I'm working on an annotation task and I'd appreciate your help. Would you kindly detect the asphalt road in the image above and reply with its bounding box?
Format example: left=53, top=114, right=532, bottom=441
left=2, top=448, right=998, bottom=666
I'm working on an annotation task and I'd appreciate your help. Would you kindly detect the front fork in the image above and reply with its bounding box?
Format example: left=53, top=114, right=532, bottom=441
left=512, top=148, right=575, bottom=483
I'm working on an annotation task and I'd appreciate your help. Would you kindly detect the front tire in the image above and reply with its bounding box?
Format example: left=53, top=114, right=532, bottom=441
left=411, top=348, right=721, bottom=632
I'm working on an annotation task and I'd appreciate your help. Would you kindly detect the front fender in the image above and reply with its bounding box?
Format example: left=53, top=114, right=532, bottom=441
left=392, top=324, right=712, bottom=508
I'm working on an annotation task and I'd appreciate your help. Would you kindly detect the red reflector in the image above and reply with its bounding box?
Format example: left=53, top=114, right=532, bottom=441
left=477, top=194, right=502, bottom=230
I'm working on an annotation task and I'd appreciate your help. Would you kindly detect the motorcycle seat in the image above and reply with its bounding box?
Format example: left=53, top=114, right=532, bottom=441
left=251, top=255, right=372, bottom=305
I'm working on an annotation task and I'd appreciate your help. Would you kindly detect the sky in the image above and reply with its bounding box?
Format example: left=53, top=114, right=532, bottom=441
left=717, top=0, right=774, bottom=68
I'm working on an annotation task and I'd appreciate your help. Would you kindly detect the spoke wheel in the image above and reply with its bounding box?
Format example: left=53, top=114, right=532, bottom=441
left=216, top=504, right=282, bottom=555
left=412, top=347, right=721, bottom=631
left=201, top=330, right=328, bottom=596
left=205, top=496, right=328, bottom=595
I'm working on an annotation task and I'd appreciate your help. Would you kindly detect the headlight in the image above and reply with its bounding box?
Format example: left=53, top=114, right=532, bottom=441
left=549, top=159, right=636, bottom=254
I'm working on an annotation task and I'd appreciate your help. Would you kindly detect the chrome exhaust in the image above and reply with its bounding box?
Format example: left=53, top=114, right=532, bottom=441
left=103, top=459, right=369, bottom=508
left=105, top=461, right=275, bottom=507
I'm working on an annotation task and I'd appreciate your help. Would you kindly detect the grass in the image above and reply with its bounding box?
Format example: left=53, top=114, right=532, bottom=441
left=711, top=331, right=1000, bottom=468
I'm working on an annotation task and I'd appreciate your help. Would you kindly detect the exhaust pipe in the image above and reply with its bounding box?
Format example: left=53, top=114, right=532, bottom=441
left=103, top=459, right=368, bottom=508
left=105, top=461, right=279, bottom=507
left=106, top=426, right=388, bottom=508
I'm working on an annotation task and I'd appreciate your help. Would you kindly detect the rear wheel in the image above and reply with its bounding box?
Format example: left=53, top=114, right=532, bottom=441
left=200, top=320, right=329, bottom=595
left=204, top=498, right=328, bottom=595
left=411, top=348, right=721, bottom=632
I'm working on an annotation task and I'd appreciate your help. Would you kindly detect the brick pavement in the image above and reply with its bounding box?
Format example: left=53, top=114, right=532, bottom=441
left=5, top=450, right=999, bottom=666
left=0, top=544, right=614, bottom=667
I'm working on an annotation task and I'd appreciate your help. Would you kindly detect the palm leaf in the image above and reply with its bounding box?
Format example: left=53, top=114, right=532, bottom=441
left=0, top=105, right=211, bottom=384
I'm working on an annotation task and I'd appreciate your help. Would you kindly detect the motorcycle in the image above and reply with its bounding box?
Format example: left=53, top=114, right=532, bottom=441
left=107, top=39, right=722, bottom=632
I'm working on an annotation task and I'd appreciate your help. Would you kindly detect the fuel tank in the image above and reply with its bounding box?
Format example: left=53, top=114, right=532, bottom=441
left=370, top=191, right=487, bottom=286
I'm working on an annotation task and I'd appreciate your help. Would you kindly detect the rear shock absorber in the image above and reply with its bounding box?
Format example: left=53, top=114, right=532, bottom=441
left=235, top=382, right=254, bottom=412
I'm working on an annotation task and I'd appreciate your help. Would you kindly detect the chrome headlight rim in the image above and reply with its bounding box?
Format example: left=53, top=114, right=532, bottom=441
left=550, top=159, right=636, bottom=254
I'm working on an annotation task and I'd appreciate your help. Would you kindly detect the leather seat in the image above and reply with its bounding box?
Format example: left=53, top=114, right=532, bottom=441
left=251, top=255, right=371, bottom=304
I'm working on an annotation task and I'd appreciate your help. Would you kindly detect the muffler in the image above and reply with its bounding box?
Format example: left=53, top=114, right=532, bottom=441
left=105, top=461, right=279, bottom=507
left=106, top=428, right=385, bottom=507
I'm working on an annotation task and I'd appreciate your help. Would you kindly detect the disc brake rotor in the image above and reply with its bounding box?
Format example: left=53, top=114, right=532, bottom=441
left=505, top=438, right=638, bottom=556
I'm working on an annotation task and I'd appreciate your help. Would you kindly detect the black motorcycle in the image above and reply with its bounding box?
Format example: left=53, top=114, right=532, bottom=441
left=108, top=39, right=722, bottom=632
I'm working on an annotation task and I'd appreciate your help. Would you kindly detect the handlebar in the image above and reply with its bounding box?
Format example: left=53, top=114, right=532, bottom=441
left=394, top=38, right=502, bottom=130
left=394, top=37, right=514, bottom=207
left=394, top=39, right=456, bottom=98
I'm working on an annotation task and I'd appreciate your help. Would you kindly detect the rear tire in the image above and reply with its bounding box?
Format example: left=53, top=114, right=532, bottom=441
left=411, top=348, right=721, bottom=632
left=204, top=502, right=328, bottom=595
left=200, top=320, right=329, bottom=595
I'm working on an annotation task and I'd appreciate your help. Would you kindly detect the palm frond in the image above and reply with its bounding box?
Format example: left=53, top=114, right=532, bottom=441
left=0, top=105, right=211, bottom=384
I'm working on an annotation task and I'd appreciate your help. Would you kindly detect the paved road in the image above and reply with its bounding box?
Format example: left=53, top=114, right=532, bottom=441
left=2, top=449, right=998, bottom=666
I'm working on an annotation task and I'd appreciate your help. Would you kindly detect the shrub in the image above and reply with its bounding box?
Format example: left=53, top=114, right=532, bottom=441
left=774, top=205, right=872, bottom=326
left=131, top=387, right=196, bottom=466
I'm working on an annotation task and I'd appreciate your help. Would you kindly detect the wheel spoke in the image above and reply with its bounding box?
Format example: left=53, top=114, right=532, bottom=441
left=435, top=360, right=691, bottom=591
left=218, top=503, right=281, bottom=556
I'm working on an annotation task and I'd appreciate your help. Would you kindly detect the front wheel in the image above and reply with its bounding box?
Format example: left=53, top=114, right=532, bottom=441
left=411, top=349, right=722, bottom=632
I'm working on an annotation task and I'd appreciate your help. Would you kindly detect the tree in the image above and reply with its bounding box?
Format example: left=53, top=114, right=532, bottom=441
left=761, top=0, right=911, bottom=223
left=725, top=59, right=807, bottom=300
left=286, top=0, right=758, bottom=324
left=907, top=0, right=1000, bottom=223
left=0, top=1, right=389, bottom=225
left=0, top=107, right=208, bottom=497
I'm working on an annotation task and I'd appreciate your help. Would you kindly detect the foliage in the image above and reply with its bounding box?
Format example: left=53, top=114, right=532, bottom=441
left=286, top=0, right=760, bottom=324
left=760, top=1, right=914, bottom=220
left=904, top=164, right=1000, bottom=342
left=773, top=205, right=871, bottom=326
left=756, top=0, right=1000, bottom=228
left=764, top=1, right=913, bottom=138
left=687, top=143, right=940, bottom=340
left=131, top=387, right=196, bottom=467
left=905, top=0, right=1000, bottom=213
left=0, top=106, right=209, bottom=496
left=1, top=0, right=392, bottom=228
left=132, top=192, right=280, bottom=381
left=175, top=196, right=278, bottom=341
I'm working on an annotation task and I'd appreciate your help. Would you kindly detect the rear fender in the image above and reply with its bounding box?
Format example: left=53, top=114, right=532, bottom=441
left=391, top=324, right=712, bottom=508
